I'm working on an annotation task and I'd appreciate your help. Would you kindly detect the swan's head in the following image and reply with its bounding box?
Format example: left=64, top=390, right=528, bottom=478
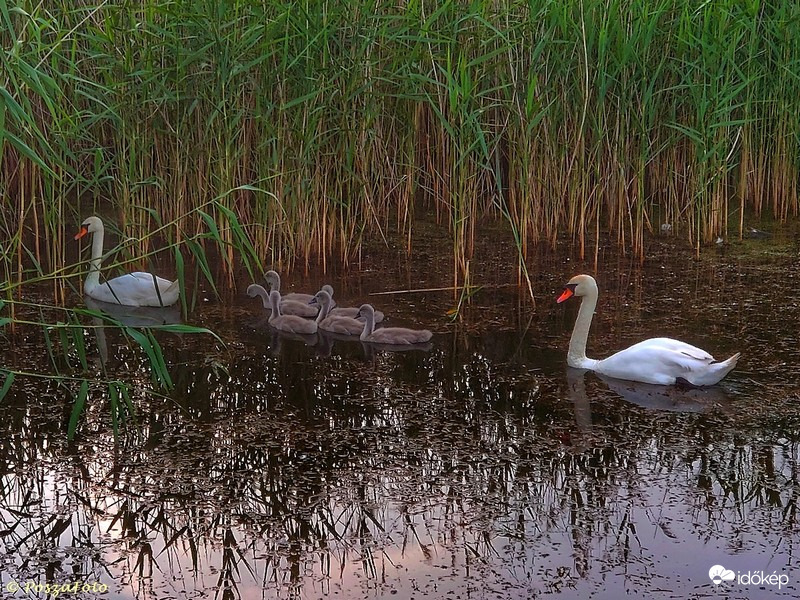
left=74, top=216, right=103, bottom=240
left=356, top=304, right=374, bottom=320
left=557, top=274, right=598, bottom=303
left=246, top=284, right=268, bottom=299
left=310, top=289, right=332, bottom=306
left=264, top=270, right=280, bottom=291
left=321, top=284, right=334, bottom=297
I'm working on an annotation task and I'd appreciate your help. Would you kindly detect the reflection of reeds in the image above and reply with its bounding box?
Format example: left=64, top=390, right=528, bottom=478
left=1, top=340, right=797, bottom=596
left=0, top=201, right=248, bottom=433
left=0, top=297, right=222, bottom=438
left=2, top=1, right=799, bottom=287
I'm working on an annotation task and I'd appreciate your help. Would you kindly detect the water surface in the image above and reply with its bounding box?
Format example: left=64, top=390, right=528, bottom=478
left=1, top=231, right=799, bottom=599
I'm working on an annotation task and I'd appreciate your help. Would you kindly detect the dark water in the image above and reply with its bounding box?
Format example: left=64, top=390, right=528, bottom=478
left=1, top=230, right=800, bottom=599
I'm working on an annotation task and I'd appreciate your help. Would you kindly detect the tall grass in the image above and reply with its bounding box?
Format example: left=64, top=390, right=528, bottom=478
left=0, top=199, right=241, bottom=437
left=2, top=0, right=799, bottom=289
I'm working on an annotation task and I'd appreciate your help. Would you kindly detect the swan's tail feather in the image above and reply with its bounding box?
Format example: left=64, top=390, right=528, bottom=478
left=151, top=277, right=180, bottom=307
left=689, top=352, right=740, bottom=386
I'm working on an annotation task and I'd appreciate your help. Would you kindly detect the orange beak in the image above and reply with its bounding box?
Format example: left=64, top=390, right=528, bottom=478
left=74, top=225, right=89, bottom=240
left=556, top=287, right=574, bottom=303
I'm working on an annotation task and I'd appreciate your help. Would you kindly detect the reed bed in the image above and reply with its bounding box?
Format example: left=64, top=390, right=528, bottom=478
left=2, top=0, right=799, bottom=291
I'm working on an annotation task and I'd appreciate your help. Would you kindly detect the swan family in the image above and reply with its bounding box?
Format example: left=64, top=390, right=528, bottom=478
left=75, top=215, right=740, bottom=385
left=248, top=279, right=430, bottom=343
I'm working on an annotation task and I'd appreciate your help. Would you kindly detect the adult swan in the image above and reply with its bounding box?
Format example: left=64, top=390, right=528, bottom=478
left=557, top=274, right=739, bottom=386
left=75, top=216, right=180, bottom=307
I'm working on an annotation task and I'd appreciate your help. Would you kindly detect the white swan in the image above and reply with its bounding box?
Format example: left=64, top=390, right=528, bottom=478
left=311, top=290, right=364, bottom=335
left=267, top=290, right=318, bottom=334
left=557, top=274, right=740, bottom=386
left=356, top=304, right=432, bottom=345
left=75, top=216, right=179, bottom=307
left=247, top=284, right=318, bottom=318
left=264, top=270, right=334, bottom=306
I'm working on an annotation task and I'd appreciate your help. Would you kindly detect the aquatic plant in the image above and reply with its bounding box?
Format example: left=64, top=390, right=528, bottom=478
left=2, top=0, right=799, bottom=286
left=0, top=201, right=244, bottom=437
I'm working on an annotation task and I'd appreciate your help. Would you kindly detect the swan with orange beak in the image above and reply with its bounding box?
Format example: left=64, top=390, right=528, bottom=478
left=75, top=216, right=180, bottom=307
left=557, top=274, right=739, bottom=386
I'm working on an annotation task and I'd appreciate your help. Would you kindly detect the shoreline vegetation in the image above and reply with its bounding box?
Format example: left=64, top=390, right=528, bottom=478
left=2, top=0, right=799, bottom=438
left=2, top=0, right=799, bottom=293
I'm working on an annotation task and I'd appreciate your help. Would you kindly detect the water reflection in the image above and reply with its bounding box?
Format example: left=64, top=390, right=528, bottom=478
left=360, top=340, right=434, bottom=355
left=2, top=241, right=800, bottom=599
left=269, top=328, right=320, bottom=350
left=598, top=372, right=730, bottom=411
left=84, top=297, right=182, bottom=327
left=568, top=366, right=731, bottom=413
left=84, top=297, right=183, bottom=366
left=2, top=329, right=797, bottom=599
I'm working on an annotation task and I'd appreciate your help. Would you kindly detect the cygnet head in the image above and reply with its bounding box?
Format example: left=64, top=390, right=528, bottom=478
left=246, top=284, right=267, bottom=299
left=356, top=304, right=374, bottom=320
left=264, top=270, right=281, bottom=291
left=556, top=274, right=598, bottom=303
left=310, top=290, right=332, bottom=306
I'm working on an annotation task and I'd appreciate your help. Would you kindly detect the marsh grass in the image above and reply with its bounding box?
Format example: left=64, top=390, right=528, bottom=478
left=0, top=296, right=225, bottom=438
left=1, top=0, right=799, bottom=288
left=0, top=200, right=240, bottom=437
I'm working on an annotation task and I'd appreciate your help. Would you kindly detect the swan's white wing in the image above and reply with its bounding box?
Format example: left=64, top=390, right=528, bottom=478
left=596, top=338, right=721, bottom=385
left=94, top=272, right=179, bottom=306
left=640, top=337, right=715, bottom=362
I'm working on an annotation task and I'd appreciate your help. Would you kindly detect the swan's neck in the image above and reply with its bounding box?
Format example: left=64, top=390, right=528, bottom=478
left=568, top=292, right=598, bottom=369
left=269, top=293, right=282, bottom=318
left=85, top=227, right=105, bottom=291
left=257, top=289, right=270, bottom=309
left=316, top=300, right=330, bottom=323
left=359, top=311, right=375, bottom=340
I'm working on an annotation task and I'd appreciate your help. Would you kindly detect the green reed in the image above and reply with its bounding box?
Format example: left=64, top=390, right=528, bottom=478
left=2, top=0, right=800, bottom=287
left=0, top=200, right=242, bottom=438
